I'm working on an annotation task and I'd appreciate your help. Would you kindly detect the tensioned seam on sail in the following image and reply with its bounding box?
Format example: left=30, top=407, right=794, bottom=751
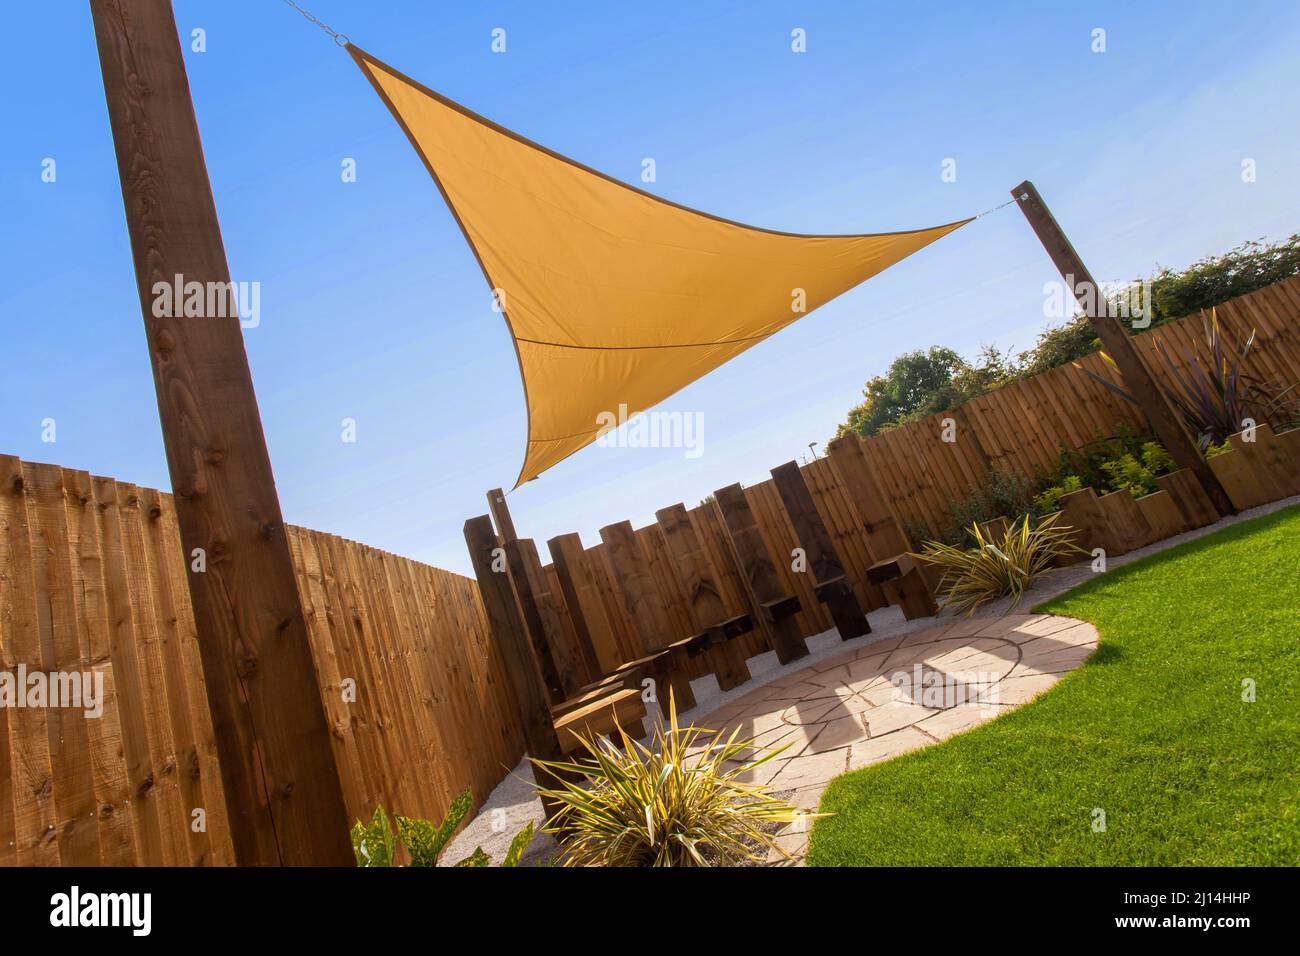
left=515, top=333, right=776, bottom=350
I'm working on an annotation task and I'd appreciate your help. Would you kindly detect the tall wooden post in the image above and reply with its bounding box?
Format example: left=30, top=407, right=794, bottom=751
left=1011, top=180, right=1234, bottom=517
left=464, top=516, right=565, bottom=820
left=771, top=462, right=871, bottom=639
left=485, top=490, right=567, bottom=700
left=713, top=485, right=809, bottom=665
left=91, top=0, right=351, bottom=865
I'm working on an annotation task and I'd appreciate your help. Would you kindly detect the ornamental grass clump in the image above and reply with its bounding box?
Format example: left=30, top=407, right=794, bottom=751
left=531, top=695, right=817, bottom=867
left=914, top=512, right=1086, bottom=615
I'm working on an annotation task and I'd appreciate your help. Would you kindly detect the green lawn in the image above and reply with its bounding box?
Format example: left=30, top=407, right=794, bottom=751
left=807, top=505, right=1300, bottom=866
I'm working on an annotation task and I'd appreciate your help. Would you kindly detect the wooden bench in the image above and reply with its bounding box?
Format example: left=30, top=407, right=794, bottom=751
left=552, top=687, right=647, bottom=753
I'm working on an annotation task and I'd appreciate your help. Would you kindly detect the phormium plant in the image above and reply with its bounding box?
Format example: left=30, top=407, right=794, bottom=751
left=913, top=512, right=1086, bottom=615
left=532, top=694, right=817, bottom=867
left=1080, top=308, right=1300, bottom=449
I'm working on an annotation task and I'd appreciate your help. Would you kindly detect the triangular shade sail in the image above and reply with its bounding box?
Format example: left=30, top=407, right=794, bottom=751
left=350, top=46, right=969, bottom=486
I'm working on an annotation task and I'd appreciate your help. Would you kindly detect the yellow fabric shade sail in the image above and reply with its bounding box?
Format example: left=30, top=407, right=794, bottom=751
left=350, top=46, right=970, bottom=487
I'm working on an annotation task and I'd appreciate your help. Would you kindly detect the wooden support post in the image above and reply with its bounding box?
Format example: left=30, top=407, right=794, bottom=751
left=599, top=521, right=696, bottom=711
left=91, top=0, right=349, bottom=865
left=826, top=434, right=938, bottom=620
left=463, top=516, right=565, bottom=807
left=485, top=489, right=567, bottom=701
left=655, top=504, right=751, bottom=691
left=548, top=534, right=624, bottom=676
left=713, top=484, right=810, bottom=664
left=486, top=487, right=518, bottom=542
left=485, top=489, right=601, bottom=696
left=771, top=462, right=870, bottom=639
left=520, top=538, right=599, bottom=694
left=1011, top=180, right=1235, bottom=517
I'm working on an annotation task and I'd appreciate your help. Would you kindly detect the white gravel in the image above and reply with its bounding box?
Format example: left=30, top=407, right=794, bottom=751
left=441, top=493, right=1299, bottom=865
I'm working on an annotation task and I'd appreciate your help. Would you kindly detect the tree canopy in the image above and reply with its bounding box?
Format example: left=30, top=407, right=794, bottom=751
left=836, top=233, right=1300, bottom=440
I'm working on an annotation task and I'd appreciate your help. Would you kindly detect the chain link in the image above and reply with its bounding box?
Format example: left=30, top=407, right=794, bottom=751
left=280, top=0, right=350, bottom=46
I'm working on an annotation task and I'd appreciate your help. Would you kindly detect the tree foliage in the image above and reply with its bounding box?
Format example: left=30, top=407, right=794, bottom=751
left=836, top=234, right=1300, bottom=440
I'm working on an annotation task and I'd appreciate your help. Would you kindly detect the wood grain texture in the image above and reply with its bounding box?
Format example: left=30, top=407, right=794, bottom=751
left=90, top=0, right=349, bottom=864
left=1, top=456, right=530, bottom=866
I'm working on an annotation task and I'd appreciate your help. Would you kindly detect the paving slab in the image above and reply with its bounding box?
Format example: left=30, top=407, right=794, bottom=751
left=680, top=613, right=1100, bottom=864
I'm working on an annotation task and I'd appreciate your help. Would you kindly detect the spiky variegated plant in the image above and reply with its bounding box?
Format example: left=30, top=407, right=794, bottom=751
left=913, top=512, right=1085, bottom=615
left=531, top=695, right=818, bottom=866
left=1078, top=308, right=1300, bottom=449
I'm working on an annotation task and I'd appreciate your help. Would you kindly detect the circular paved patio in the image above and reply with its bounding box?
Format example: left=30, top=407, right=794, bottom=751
left=690, top=613, right=1099, bottom=861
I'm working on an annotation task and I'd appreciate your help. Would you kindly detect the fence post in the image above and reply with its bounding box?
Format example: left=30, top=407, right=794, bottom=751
left=599, top=521, right=697, bottom=711
left=1011, top=180, right=1235, bottom=517
left=655, top=504, right=751, bottom=690
left=548, top=534, right=624, bottom=676
left=825, top=435, right=938, bottom=619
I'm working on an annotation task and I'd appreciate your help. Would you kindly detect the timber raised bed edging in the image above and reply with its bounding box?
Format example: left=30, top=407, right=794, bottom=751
left=985, top=423, right=1299, bottom=561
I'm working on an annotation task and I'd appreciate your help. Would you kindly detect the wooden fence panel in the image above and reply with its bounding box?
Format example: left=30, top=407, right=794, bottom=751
left=858, top=277, right=1300, bottom=537
left=1, top=458, right=526, bottom=867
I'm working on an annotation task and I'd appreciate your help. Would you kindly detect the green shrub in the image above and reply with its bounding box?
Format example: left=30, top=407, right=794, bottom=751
left=1033, top=474, right=1082, bottom=513
left=1034, top=437, right=1176, bottom=505
left=931, top=468, right=1039, bottom=546
left=351, top=789, right=534, bottom=867
left=1098, top=442, right=1176, bottom=497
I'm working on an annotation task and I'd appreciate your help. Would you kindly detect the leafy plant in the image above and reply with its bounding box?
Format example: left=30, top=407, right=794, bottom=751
left=1033, top=474, right=1082, bottom=513
left=351, top=789, right=534, bottom=867
left=1043, top=425, right=1152, bottom=493
left=1098, top=442, right=1176, bottom=498
left=932, top=468, right=1039, bottom=546
left=532, top=693, right=817, bottom=866
left=913, top=513, right=1087, bottom=615
left=351, top=806, right=398, bottom=867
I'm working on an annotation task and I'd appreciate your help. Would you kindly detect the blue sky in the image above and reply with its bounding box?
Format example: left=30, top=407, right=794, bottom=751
left=3, top=1, right=1298, bottom=575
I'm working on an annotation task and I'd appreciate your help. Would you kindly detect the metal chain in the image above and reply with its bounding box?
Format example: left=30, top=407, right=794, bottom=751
left=280, top=0, right=351, bottom=46
left=974, top=197, right=1018, bottom=220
